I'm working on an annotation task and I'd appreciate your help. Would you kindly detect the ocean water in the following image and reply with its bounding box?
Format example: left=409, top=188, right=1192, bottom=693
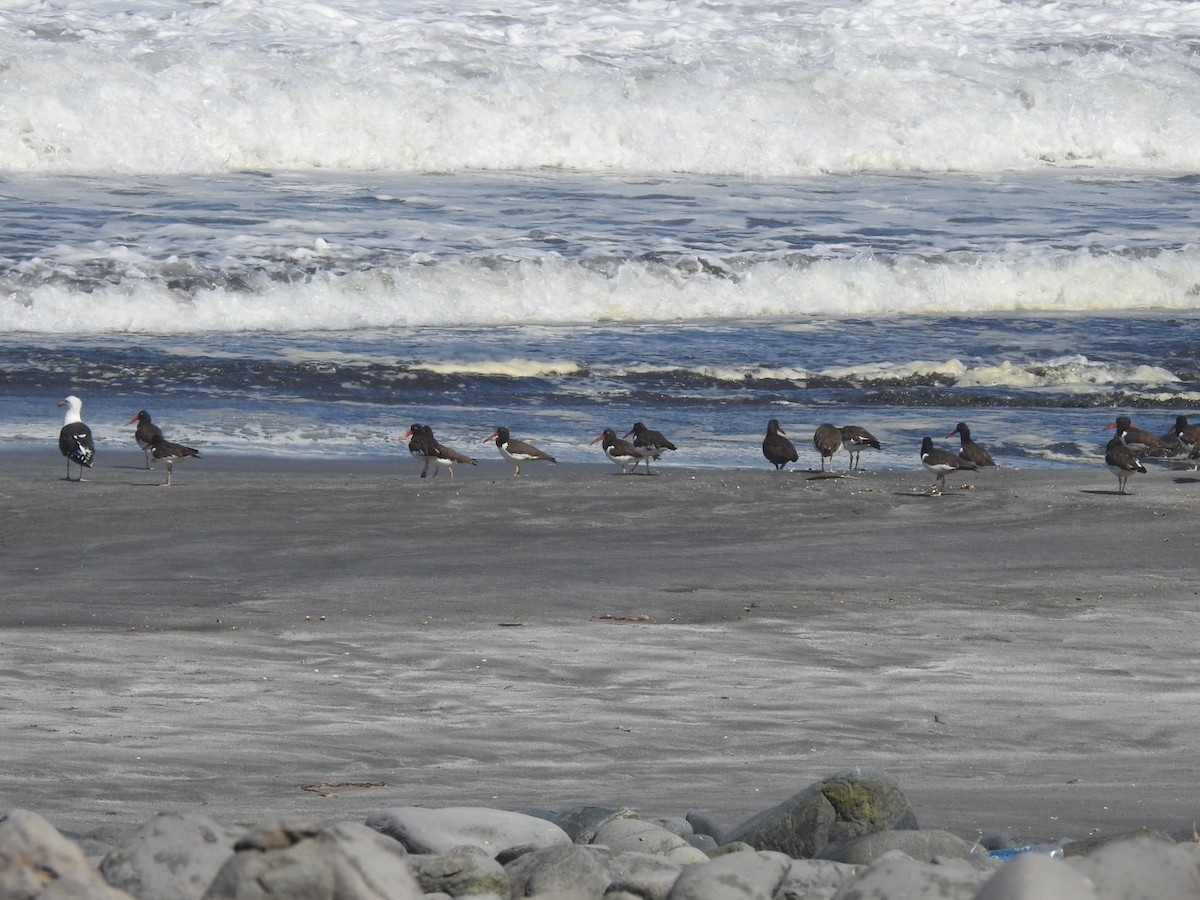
left=3, top=0, right=1200, bottom=470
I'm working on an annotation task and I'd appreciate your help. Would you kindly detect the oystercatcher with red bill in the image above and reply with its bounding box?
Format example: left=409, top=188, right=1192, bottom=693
left=149, top=434, right=200, bottom=487
left=1104, top=421, right=1147, bottom=494
left=623, top=422, right=676, bottom=473
left=483, top=426, right=557, bottom=477
left=402, top=423, right=437, bottom=476
left=839, top=425, right=881, bottom=471
left=946, top=422, right=996, bottom=468
left=921, top=436, right=978, bottom=495
left=402, top=423, right=476, bottom=478
left=126, top=410, right=164, bottom=469
left=57, top=395, right=95, bottom=482
left=591, top=428, right=646, bottom=474
left=762, top=419, right=798, bottom=471
left=1104, top=415, right=1173, bottom=456
left=812, top=423, right=842, bottom=471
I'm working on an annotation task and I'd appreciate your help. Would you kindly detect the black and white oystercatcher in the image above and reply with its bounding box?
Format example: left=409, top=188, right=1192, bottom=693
left=1104, top=422, right=1147, bottom=495
left=920, top=436, right=978, bottom=495
left=404, top=424, right=476, bottom=478
left=149, top=434, right=200, bottom=487
left=946, top=422, right=996, bottom=468
left=1165, top=414, right=1200, bottom=456
left=812, top=423, right=843, bottom=471
left=591, top=428, right=646, bottom=474
left=839, top=425, right=881, bottom=471
left=483, top=426, right=557, bottom=477
left=762, top=419, right=798, bottom=470
left=420, top=424, right=470, bottom=480
left=57, top=395, right=95, bottom=482
left=402, top=423, right=438, bottom=475
left=1105, top=415, right=1173, bottom=456
left=125, top=410, right=164, bottom=469
left=623, top=422, right=676, bottom=473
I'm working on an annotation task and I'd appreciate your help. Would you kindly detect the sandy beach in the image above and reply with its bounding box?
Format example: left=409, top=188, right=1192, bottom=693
left=2, top=448, right=1198, bottom=845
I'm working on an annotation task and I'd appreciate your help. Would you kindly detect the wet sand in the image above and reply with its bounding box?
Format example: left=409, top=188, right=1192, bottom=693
left=2, top=449, right=1198, bottom=843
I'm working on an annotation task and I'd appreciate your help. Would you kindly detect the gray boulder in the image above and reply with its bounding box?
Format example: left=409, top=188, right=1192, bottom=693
left=602, top=851, right=684, bottom=900
left=0, top=808, right=134, bottom=900
left=504, top=843, right=611, bottom=898
left=404, top=849, right=508, bottom=897
left=366, top=807, right=569, bottom=861
left=816, top=828, right=977, bottom=864
left=664, top=850, right=790, bottom=900
left=684, top=812, right=724, bottom=844
left=779, top=858, right=857, bottom=898
left=724, top=769, right=917, bottom=858
left=99, top=811, right=242, bottom=900
left=830, top=851, right=987, bottom=899
left=975, top=852, right=1100, bottom=900
left=552, top=807, right=640, bottom=845
left=201, top=819, right=420, bottom=900
left=591, top=819, right=708, bottom=865
left=1067, top=836, right=1200, bottom=899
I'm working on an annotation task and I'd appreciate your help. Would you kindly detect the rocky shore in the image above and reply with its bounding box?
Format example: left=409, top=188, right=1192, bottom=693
left=4, top=769, right=1199, bottom=898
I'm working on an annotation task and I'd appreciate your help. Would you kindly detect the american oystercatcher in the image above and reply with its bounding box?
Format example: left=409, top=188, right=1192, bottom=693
left=946, top=422, right=996, bottom=468
left=623, top=422, right=676, bottom=473
left=1105, top=415, right=1173, bottom=456
left=149, top=434, right=200, bottom=487
left=483, top=427, right=557, bottom=477
left=402, top=424, right=475, bottom=478
left=1104, top=422, right=1147, bottom=495
left=762, top=419, right=798, bottom=471
left=591, top=428, right=646, bottom=474
left=57, top=395, right=95, bottom=482
left=812, top=423, right=843, bottom=471
left=839, top=425, right=881, bottom=471
left=920, top=436, right=978, bottom=495
left=126, top=410, right=164, bottom=469
left=1165, top=415, right=1200, bottom=457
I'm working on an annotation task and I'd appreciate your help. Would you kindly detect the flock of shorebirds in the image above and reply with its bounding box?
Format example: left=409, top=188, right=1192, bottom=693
left=403, top=412, right=1199, bottom=496
left=54, top=394, right=1200, bottom=495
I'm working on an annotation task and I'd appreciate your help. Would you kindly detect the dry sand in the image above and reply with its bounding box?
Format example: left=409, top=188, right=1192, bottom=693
left=2, top=449, right=1199, bottom=845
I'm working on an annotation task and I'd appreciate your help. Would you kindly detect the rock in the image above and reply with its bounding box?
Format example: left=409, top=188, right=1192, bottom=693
left=683, top=833, right=718, bottom=853
left=552, top=807, right=640, bottom=845
left=504, top=843, right=611, bottom=898
left=708, top=842, right=756, bottom=858
left=778, top=857, right=857, bottom=897
left=975, top=852, right=1100, bottom=900
left=646, top=817, right=693, bottom=838
left=816, top=828, right=977, bottom=864
left=684, top=812, right=724, bottom=844
left=405, top=851, right=508, bottom=897
left=366, top=807, right=569, bottom=861
left=98, top=811, right=242, bottom=900
left=830, top=851, right=987, bottom=899
left=0, top=808, right=134, bottom=900
left=591, top=819, right=708, bottom=865
left=664, top=850, right=790, bottom=900
left=1060, top=827, right=1173, bottom=858
left=201, top=819, right=420, bottom=900
left=1067, top=835, right=1200, bottom=899
left=723, top=769, right=918, bottom=858
left=602, top=851, right=684, bottom=900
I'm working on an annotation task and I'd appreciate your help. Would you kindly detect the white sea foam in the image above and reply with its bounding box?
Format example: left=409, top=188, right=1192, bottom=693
left=3, top=0, right=1200, bottom=175
left=4, top=247, right=1200, bottom=334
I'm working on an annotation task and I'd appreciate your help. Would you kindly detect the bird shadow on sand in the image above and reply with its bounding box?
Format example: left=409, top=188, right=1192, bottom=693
left=1172, top=476, right=1200, bottom=484
left=1079, top=488, right=1137, bottom=496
